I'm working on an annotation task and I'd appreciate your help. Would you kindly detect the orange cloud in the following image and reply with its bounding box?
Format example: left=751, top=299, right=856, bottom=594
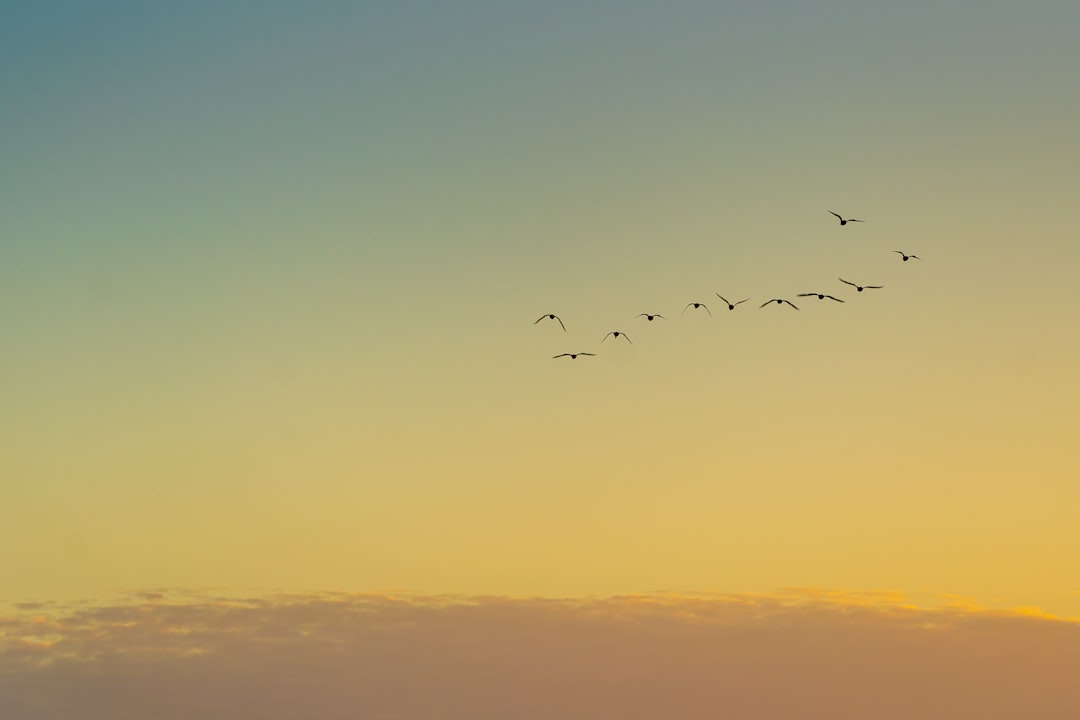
left=1, top=589, right=1078, bottom=719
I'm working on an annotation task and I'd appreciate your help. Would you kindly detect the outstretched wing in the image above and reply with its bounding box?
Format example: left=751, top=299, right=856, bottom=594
left=839, top=278, right=857, bottom=287
left=555, top=315, right=566, bottom=330
left=715, top=293, right=729, bottom=304
left=865, top=285, right=884, bottom=289
left=783, top=300, right=800, bottom=310
left=829, top=210, right=843, bottom=221
left=734, top=299, right=749, bottom=307
left=759, top=299, right=775, bottom=308
left=825, top=295, right=844, bottom=302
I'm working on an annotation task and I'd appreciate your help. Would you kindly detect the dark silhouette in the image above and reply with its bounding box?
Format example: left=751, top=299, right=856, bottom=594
left=602, top=331, right=632, bottom=344
left=760, top=298, right=800, bottom=310
left=553, top=352, right=595, bottom=360
left=797, top=292, right=845, bottom=302
left=893, top=250, right=921, bottom=262
left=829, top=210, right=864, bottom=226
left=637, top=313, right=665, bottom=321
left=682, top=302, right=712, bottom=316
left=534, top=313, right=566, bottom=331
left=715, top=294, right=749, bottom=310
left=839, top=278, right=883, bottom=292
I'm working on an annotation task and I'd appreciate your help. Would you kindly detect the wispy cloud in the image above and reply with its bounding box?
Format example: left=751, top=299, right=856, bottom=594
left=2, top=589, right=1078, bottom=719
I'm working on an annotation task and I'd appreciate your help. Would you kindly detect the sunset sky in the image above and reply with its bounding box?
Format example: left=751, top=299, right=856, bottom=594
left=3, top=1, right=1079, bottom=716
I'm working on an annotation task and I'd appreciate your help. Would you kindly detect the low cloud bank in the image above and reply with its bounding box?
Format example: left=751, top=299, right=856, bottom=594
left=2, top=589, right=1078, bottom=719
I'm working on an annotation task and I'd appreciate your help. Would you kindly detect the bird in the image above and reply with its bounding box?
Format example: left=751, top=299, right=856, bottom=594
left=683, top=302, right=712, bottom=316
left=760, top=298, right=800, bottom=310
left=797, top=292, right=845, bottom=302
left=829, top=210, right=864, bottom=226
left=893, top=250, right=921, bottom=262
left=534, top=313, right=566, bottom=331
left=715, top=294, right=749, bottom=310
left=602, top=331, right=632, bottom=344
left=553, top=352, right=595, bottom=359
left=637, top=313, right=665, bottom=321
left=839, top=278, right=883, bottom=292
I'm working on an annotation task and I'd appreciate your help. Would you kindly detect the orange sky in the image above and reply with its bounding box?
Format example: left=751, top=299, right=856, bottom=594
left=7, top=4, right=1080, bottom=716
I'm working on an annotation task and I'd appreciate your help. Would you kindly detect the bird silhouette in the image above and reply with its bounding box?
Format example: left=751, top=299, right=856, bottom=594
left=602, top=331, right=632, bottom=344
left=893, top=250, right=921, bottom=262
left=829, top=211, right=864, bottom=226
left=760, top=298, right=800, bottom=310
left=839, top=278, right=883, bottom=292
left=797, top=292, right=845, bottom=302
left=552, top=352, right=595, bottom=360
left=715, top=294, right=749, bottom=310
left=534, top=313, right=566, bottom=331
left=637, top=313, right=665, bottom=321
left=682, top=302, right=712, bottom=316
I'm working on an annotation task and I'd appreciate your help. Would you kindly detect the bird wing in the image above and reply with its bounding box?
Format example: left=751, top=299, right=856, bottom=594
left=839, top=278, right=857, bottom=287
left=715, top=293, right=729, bottom=304
left=784, top=300, right=800, bottom=310
left=825, top=295, right=844, bottom=302
left=911, top=255, right=921, bottom=260
left=552, top=354, right=569, bottom=358
left=601, top=333, right=612, bottom=342
left=622, top=334, right=633, bottom=344
left=865, top=285, right=884, bottom=289
left=893, top=250, right=905, bottom=255
left=534, top=315, right=546, bottom=324
left=555, top=316, right=566, bottom=330
left=849, top=218, right=865, bottom=222
left=759, top=300, right=774, bottom=308
left=682, top=303, right=693, bottom=314
left=655, top=314, right=665, bottom=319
left=829, top=210, right=842, bottom=221
left=703, top=304, right=712, bottom=315
left=797, top=293, right=815, bottom=297
left=581, top=352, right=596, bottom=356
left=734, top=299, right=749, bottom=306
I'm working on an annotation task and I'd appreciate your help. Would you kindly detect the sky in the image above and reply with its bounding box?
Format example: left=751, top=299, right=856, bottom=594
left=2, top=1, right=1080, bottom=715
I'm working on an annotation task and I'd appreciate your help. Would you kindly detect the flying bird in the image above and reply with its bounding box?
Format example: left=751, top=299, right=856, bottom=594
left=552, top=352, right=596, bottom=360
left=797, top=292, right=845, bottom=302
left=602, top=331, right=632, bottom=344
left=839, top=278, right=883, bottom=292
left=534, top=313, right=566, bottom=331
left=829, top=211, right=864, bottom=226
left=683, top=302, right=712, bottom=316
left=637, top=313, right=665, bottom=321
left=715, top=294, right=750, bottom=310
left=894, top=250, right=921, bottom=262
left=759, top=298, right=800, bottom=310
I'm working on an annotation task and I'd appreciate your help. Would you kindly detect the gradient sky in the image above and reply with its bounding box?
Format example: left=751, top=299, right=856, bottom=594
left=3, top=0, right=1080, bottom=632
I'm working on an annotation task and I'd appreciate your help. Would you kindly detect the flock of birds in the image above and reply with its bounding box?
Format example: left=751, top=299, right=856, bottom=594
left=537, top=211, right=921, bottom=359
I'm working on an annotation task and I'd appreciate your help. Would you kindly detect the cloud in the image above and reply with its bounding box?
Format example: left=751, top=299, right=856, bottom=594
left=1, top=589, right=1078, bottom=719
